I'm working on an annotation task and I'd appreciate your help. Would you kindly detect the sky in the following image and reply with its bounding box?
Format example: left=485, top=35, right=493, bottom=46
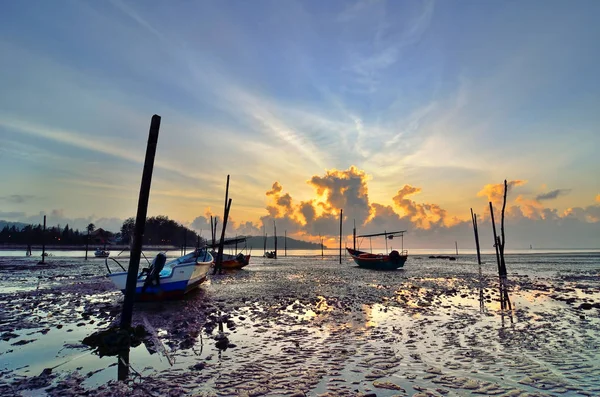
left=1, top=0, right=599, bottom=249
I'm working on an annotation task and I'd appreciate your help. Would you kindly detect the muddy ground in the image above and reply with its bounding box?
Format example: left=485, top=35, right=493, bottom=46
left=0, top=253, right=599, bottom=396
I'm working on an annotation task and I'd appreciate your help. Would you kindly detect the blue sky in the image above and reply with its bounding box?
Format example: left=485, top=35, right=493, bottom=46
left=1, top=0, right=599, bottom=246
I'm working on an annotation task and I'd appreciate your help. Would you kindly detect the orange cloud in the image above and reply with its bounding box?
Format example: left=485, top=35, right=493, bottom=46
left=596, top=194, right=600, bottom=203
left=392, top=184, right=459, bottom=229
left=477, top=180, right=526, bottom=206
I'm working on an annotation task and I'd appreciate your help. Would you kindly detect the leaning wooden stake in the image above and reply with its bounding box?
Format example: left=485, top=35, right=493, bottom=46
left=119, top=115, right=161, bottom=381
left=214, top=175, right=231, bottom=274
left=489, top=201, right=505, bottom=310
left=339, top=209, right=343, bottom=264
left=471, top=209, right=484, bottom=311
left=214, top=198, right=232, bottom=275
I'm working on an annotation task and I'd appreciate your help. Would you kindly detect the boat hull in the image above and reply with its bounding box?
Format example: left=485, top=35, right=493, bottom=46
left=220, top=254, right=251, bottom=269
left=346, top=248, right=407, bottom=270
left=107, top=251, right=213, bottom=301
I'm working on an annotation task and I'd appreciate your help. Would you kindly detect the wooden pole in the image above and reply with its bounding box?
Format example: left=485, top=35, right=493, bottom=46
left=319, top=234, right=323, bottom=257
left=120, top=115, right=161, bottom=329
left=214, top=198, right=232, bottom=274
left=210, top=216, right=214, bottom=248
left=470, top=209, right=484, bottom=311
left=339, top=209, right=343, bottom=264
left=85, top=228, right=89, bottom=260
left=214, top=175, right=230, bottom=273
left=353, top=219, right=356, bottom=251
left=273, top=221, right=277, bottom=259
left=184, top=229, right=187, bottom=255
left=40, top=215, right=46, bottom=264
left=499, top=180, right=511, bottom=310
left=284, top=230, right=287, bottom=256
left=384, top=230, right=388, bottom=252
left=489, top=201, right=505, bottom=310
left=119, top=115, right=160, bottom=381
left=455, top=241, right=458, bottom=255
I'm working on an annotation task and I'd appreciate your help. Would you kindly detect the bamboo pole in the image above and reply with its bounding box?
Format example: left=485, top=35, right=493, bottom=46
left=119, top=115, right=161, bottom=380
left=339, top=209, right=343, bottom=264
left=39, top=215, right=46, bottom=264
left=85, top=228, right=89, bottom=260
left=471, top=209, right=484, bottom=311
left=273, top=221, right=277, bottom=259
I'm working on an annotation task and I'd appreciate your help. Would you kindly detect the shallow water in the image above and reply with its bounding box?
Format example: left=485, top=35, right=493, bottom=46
left=1, top=252, right=599, bottom=396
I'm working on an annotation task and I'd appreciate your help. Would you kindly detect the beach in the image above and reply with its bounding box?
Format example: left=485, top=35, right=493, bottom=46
left=1, top=251, right=599, bottom=396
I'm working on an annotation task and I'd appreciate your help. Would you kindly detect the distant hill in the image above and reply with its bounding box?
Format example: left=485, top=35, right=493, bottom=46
left=0, top=220, right=29, bottom=230
left=241, top=236, right=326, bottom=250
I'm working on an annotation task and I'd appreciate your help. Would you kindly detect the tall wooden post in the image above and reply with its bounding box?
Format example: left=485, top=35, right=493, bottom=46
left=319, top=234, right=323, bottom=257
left=284, top=230, right=287, bottom=256
left=470, top=209, right=483, bottom=311
left=339, top=209, right=343, bottom=264
left=455, top=241, right=458, bottom=255
left=215, top=175, right=230, bottom=274
left=489, top=202, right=504, bottom=309
left=214, top=198, right=232, bottom=275
left=273, top=221, right=277, bottom=259
left=119, top=115, right=161, bottom=381
left=120, top=115, right=161, bottom=329
left=85, top=229, right=89, bottom=260
left=40, top=215, right=46, bottom=264
left=353, top=219, right=356, bottom=251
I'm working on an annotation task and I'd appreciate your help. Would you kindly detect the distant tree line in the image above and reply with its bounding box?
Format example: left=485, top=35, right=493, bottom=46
left=0, top=223, right=95, bottom=245
left=120, top=215, right=205, bottom=247
left=0, top=216, right=204, bottom=248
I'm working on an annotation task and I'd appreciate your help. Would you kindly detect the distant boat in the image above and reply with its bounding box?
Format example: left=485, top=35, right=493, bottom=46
left=347, top=230, right=408, bottom=270
left=94, top=248, right=110, bottom=258
left=106, top=248, right=213, bottom=301
left=264, top=251, right=276, bottom=259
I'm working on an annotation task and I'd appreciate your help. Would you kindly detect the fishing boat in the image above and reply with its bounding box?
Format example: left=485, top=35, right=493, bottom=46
left=347, top=230, right=408, bottom=270
left=94, top=248, right=110, bottom=258
left=221, top=252, right=251, bottom=269
left=209, top=236, right=252, bottom=269
left=106, top=248, right=213, bottom=300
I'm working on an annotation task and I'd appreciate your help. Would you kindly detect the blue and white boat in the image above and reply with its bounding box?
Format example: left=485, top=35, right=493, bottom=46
left=107, top=248, right=214, bottom=301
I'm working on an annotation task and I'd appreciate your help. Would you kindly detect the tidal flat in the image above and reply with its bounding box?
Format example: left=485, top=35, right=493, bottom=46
left=1, top=253, right=599, bottom=396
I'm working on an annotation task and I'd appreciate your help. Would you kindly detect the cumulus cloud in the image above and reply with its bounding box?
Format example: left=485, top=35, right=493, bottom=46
left=477, top=180, right=526, bottom=206
left=392, top=185, right=459, bottom=229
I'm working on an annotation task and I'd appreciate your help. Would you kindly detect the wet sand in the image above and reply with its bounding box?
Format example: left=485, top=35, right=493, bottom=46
left=1, top=253, right=599, bottom=396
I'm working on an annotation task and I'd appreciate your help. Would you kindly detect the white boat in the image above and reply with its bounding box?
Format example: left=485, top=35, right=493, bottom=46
left=106, top=248, right=213, bottom=301
left=94, top=248, right=110, bottom=258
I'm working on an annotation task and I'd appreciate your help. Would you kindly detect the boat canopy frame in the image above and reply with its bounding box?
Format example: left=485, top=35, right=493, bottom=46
left=355, top=230, right=407, bottom=254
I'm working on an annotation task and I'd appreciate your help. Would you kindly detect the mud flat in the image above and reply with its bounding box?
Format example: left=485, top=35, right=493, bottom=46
left=1, top=253, right=599, bottom=396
